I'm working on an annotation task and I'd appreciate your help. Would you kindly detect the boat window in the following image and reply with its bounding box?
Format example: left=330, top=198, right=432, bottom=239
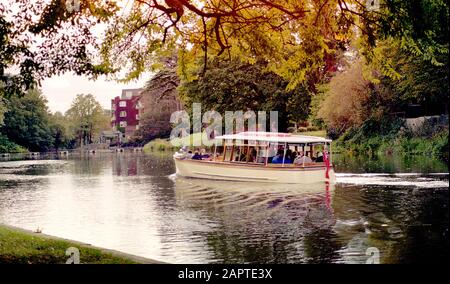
left=213, top=140, right=332, bottom=166
left=223, top=145, right=234, bottom=162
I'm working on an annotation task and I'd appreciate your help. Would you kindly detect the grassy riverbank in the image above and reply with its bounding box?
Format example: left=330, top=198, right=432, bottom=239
left=296, top=130, right=327, bottom=138
left=333, top=119, right=449, bottom=161
left=335, top=132, right=448, bottom=160
left=0, top=224, right=158, bottom=264
left=143, top=138, right=178, bottom=152
left=143, top=133, right=207, bottom=152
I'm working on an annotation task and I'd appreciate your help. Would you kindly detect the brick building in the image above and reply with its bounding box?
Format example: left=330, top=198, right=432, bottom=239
left=111, top=88, right=143, bottom=139
left=111, top=77, right=183, bottom=142
left=138, top=70, right=183, bottom=139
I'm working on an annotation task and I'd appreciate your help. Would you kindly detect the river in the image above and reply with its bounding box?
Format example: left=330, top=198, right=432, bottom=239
left=0, top=152, right=448, bottom=263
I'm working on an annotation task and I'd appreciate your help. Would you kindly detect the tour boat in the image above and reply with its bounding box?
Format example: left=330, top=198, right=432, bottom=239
left=173, top=132, right=335, bottom=184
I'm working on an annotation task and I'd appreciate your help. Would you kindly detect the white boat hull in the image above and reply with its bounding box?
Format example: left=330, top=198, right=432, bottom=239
left=174, top=158, right=336, bottom=184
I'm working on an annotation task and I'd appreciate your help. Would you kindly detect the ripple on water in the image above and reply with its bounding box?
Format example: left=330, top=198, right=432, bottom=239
left=0, top=155, right=448, bottom=263
left=336, top=173, right=449, bottom=188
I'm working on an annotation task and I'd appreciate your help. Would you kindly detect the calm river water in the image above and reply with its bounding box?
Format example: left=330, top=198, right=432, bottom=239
left=0, top=152, right=448, bottom=263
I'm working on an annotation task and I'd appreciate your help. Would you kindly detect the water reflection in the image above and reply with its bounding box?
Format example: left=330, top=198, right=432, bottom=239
left=0, top=153, right=448, bottom=263
left=173, top=178, right=336, bottom=263
left=332, top=183, right=449, bottom=263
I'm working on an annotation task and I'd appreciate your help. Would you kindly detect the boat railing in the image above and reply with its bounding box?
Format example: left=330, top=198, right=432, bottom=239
left=204, top=158, right=328, bottom=168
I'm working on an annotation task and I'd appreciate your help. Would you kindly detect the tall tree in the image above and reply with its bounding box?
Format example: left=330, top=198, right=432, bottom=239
left=0, top=97, right=5, bottom=125
left=48, top=111, right=74, bottom=150
left=138, top=65, right=181, bottom=141
left=0, top=88, right=54, bottom=151
left=101, top=0, right=353, bottom=90
left=179, top=59, right=312, bottom=132
left=2, top=0, right=447, bottom=95
left=370, top=39, right=449, bottom=115
left=0, top=0, right=117, bottom=95
left=65, top=94, right=109, bottom=146
left=317, top=58, right=372, bottom=136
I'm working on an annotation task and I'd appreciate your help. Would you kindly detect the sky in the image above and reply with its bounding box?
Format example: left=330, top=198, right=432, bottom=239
left=41, top=73, right=151, bottom=114
left=14, top=0, right=147, bottom=114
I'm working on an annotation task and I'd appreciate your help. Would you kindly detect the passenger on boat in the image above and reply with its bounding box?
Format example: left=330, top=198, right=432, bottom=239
left=284, top=149, right=293, bottom=163
left=315, top=152, right=324, bottom=162
left=249, top=148, right=257, bottom=163
left=191, top=150, right=203, bottom=160
left=291, top=151, right=298, bottom=161
left=293, top=151, right=312, bottom=165
left=174, top=147, right=191, bottom=160
left=271, top=150, right=285, bottom=164
left=264, top=145, right=277, bottom=163
left=234, top=148, right=247, bottom=162
left=200, top=148, right=211, bottom=160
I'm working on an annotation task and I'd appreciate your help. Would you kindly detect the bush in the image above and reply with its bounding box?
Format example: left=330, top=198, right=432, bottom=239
left=306, top=126, right=320, bottom=132
left=317, top=59, right=371, bottom=135
left=431, top=131, right=449, bottom=161
left=335, top=113, right=446, bottom=158
left=0, top=134, right=28, bottom=153
left=143, top=139, right=178, bottom=152
left=336, top=122, right=448, bottom=160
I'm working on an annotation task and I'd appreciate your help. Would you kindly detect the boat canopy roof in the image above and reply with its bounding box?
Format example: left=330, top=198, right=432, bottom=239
left=215, top=132, right=332, bottom=144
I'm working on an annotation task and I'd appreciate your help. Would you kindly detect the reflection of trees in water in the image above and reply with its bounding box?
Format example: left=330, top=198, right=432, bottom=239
left=204, top=225, right=342, bottom=264
left=112, top=154, right=137, bottom=176
left=0, top=177, right=51, bottom=218
left=0, top=160, right=66, bottom=176
left=112, top=153, right=175, bottom=176
left=72, top=155, right=108, bottom=176
left=59, top=152, right=177, bottom=178
left=332, top=185, right=449, bottom=263
left=302, top=228, right=342, bottom=263
left=379, top=188, right=449, bottom=263
left=174, top=179, right=339, bottom=263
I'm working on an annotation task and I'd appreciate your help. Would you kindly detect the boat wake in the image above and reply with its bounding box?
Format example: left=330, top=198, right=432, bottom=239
left=335, top=173, right=449, bottom=188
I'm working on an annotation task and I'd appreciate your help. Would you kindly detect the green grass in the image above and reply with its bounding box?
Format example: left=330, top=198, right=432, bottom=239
left=294, top=130, right=327, bottom=138
left=143, top=138, right=177, bottom=152
left=143, top=132, right=209, bottom=153
left=0, top=225, right=137, bottom=264
left=334, top=129, right=448, bottom=161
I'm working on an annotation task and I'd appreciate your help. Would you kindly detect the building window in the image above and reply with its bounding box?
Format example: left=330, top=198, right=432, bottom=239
left=125, top=91, right=133, bottom=99
left=119, top=121, right=127, bottom=127
left=120, top=111, right=127, bottom=117
left=119, top=101, right=126, bottom=107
